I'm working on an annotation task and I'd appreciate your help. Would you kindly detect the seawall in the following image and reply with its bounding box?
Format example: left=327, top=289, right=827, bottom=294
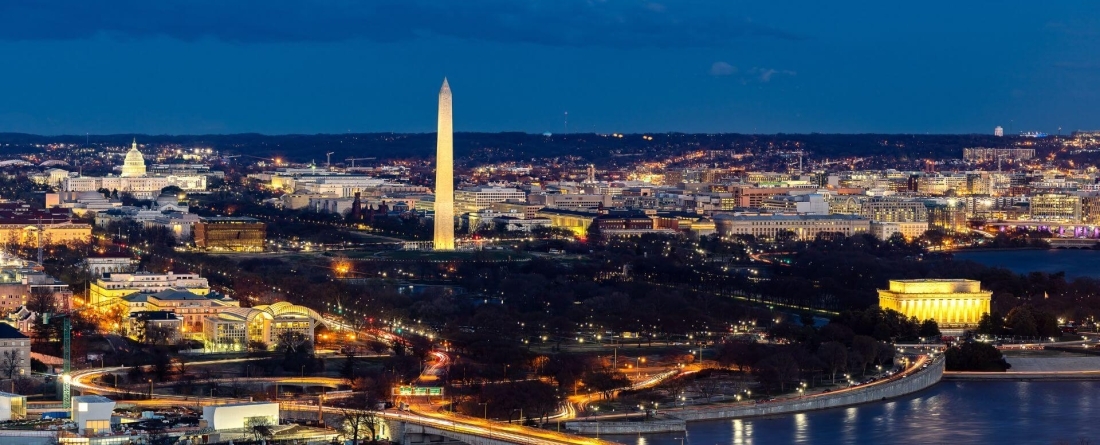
left=944, top=371, right=1100, bottom=381
left=565, top=419, right=685, bottom=434
left=670, top=356, right=944, bottom=422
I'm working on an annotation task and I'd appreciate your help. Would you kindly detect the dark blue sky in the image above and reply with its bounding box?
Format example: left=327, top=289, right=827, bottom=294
left=0, top=1, right=1097, bottom=135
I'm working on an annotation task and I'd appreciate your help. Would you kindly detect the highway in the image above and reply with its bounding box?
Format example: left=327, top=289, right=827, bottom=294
left=68, top=359, right=620, bottom=445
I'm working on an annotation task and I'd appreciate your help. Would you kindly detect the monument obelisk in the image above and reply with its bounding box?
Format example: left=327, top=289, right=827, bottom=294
left=433, top=78, right=455, bottom=250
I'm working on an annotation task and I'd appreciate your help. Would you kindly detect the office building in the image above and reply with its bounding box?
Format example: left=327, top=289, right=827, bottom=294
left=0, top=325, right=30, bottom=379
left=88, top=271, right=210, bottom=308
left=454, top=187, right=526, bottom=213
left=193, top=217, right=266, bottom=251
left=713, top=214, right=871, bottom=240
left=1029, top=193, right=1082, bottom=222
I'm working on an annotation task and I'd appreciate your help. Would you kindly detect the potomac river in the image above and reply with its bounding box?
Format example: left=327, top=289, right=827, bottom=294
left=953, top=249, right=1100, bottom=279
left=604, top=381, right=1100, bottom=445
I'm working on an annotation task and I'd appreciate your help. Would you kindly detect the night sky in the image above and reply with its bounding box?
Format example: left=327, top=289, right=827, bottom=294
left=1, top=1, right=1097, bottom=135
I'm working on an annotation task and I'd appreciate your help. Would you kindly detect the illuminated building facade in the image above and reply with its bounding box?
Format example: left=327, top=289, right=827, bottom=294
left=536, top=208, right=598, bottom=236
left=860, top=199, right=928, bottom=223
left=120, top=139, right=147, bottom=177
left=878, top=279, right=991, bottom=328
left=203, top=302, right=321, bottom=351
left=870, top=221, right=929, bottom=241
left=193, top=217, right=266, bottom=251
left=62, top=139, right=206, bottom=199
left=454, top=186, right=526, bottom=213
left=1029, top=193, right=1082, bottom=222
left=713, top=214, right=871, bottom=240
left=926, top=201, right=968, bottom=232
left=88, top=272, right=210, bottom=308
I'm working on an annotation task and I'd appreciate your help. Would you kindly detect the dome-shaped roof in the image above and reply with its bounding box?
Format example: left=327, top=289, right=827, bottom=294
left=120, top=139, right=147, bottom=177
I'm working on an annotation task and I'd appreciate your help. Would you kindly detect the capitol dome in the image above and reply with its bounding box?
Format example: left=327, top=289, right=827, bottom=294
left=120, top=138, right=147, bottom=177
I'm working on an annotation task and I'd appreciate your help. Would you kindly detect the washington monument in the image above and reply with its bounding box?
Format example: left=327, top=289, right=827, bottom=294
left=433, top=78, right=455, bottom=250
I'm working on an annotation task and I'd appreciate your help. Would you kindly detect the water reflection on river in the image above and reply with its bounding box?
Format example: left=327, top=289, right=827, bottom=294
left=953, top=249, right=1100, bottom=279
left=604, top=382, right=1100, bottom=445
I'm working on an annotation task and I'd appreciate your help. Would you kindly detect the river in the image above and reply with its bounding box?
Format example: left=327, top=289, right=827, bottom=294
left=604, top=381, right=1100, bottom=445
left=954, top=249, right=1100, bottom=279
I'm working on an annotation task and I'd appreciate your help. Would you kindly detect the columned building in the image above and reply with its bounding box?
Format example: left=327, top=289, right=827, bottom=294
left=121, top=139, right=147, bottom=177
left=878, top=279, right=991, bottom=328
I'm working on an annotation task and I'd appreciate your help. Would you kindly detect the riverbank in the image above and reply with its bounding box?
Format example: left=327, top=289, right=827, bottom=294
left=944, top=370, right=1100, bottom=381
left=950, top=246, right=1048, bottom=253
left=605, top=381, right=1100, bottom=445
left=574, top=355, right=943, bottom=436
left=669, top=356, right=943, bottom=422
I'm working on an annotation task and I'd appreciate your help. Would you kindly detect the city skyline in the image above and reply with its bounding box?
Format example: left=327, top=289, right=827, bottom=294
left=0, top=1, right=1097, bottom=135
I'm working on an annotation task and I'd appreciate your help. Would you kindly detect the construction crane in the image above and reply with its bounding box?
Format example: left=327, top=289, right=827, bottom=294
left=345, top=157, right=376, bottom=168
left=41, top=312, right=72, bottom=409
left=326, top=152, right=335, bottom=169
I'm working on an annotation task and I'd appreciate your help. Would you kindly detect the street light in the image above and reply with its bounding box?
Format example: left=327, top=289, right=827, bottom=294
left=478, top=402, right=491, bottom=439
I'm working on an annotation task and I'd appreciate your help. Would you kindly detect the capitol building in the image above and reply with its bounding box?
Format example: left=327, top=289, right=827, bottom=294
left=62, top=139, right=206, bottom=198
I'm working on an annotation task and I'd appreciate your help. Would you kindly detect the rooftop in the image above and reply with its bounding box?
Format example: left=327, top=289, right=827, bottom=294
left=889, top=279, right=978, bottom=283
left=199, top=216, right=261, bottom=223
left=72, top=395, right=113, bottom=404
left=713, top=213, right=869, bottom=221
left=0, top=324, right=28, bottom=339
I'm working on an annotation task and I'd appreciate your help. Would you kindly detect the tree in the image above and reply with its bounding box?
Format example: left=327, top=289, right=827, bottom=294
left=276, top=331, right=317, bottom=374
left=585, top=369, right=630, bottom=401
left=140, top=323, right=174, bottom=346
left=26, top=287, right=58, bottom=314
left=714, top=340, right=759, bottom=372
left=276, top=330, right=310, bottom=354
left=1, top=350, right=20, bottom=379
left=754, top=352, right=799, bottom=392
left=102, top=306, right=127, bottom=335
left=1007, top=307, right=1038, bottom=337
left=945, top=342, right=1011, bottom=371
left=341, top=350, right=360, bottom=384
left=28, top=288, right=59, bottom=342
left=12, top=377, right=36, bottom=395
left=342, top=393, right=384, bottom=445
left=851, top=335, right=878, bottom=374
left=976, top=312, right=1004, bottom=337
left=245, top=415, right=274, bottom=441
left=151, top=349, right=172, bottom=382
left=691, top=375, right=722, bottom=402
left=247, top=340, right=269, bottom=354
left=919, top=319, right=941, bottom=339
left=146, top=427, right=171, bottom=445
left=817, top=341, right=847, bottom=383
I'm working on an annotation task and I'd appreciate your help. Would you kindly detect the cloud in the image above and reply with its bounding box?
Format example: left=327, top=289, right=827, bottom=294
left=750, top=67, right=796, bottom=82
left=709, top=62, right=737, bottom=77
left=0, top=0, right=803, bottom=48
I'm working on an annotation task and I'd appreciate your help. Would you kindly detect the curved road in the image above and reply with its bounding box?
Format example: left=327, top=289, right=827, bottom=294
left=68, top=359, right=618, bottom=445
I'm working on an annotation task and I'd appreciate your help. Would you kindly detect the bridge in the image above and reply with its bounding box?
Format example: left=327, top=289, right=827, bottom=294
left=984, top=221, right=1100, bottom=239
